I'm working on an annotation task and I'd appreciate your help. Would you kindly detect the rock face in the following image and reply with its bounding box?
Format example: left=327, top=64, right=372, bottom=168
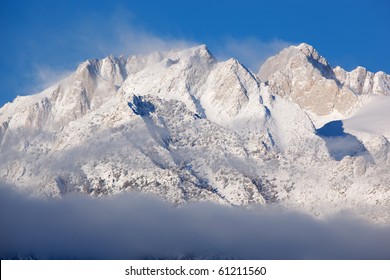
left=334, top=66, right=390, bottom=96
left=1, top=43, right=390, bottom=223
left=258, top=43, right=390, bottom=121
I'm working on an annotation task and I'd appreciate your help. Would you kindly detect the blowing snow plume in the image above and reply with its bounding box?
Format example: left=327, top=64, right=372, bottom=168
left=1, top=185, right=390, bottom=260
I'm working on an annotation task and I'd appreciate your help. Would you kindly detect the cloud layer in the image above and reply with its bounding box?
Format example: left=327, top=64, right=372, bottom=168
left=1, top=185, right=390, bottom=260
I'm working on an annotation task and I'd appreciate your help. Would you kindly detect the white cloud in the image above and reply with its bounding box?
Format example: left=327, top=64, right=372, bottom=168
left=109, top=25, right=195, bottom=56
left=33, top=65, right=72, bottom=91
left=77, top=7, right=196, bottom=58
left=215, top=37, right=293, bottom=72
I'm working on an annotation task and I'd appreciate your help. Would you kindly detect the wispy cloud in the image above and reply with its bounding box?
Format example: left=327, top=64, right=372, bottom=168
left=75, top=7, right=196, bottom=58
left=32, top=65, right=73, bottom=92
left=1, top=184, right=389, bottom=260
left=215, top=37, right=293, bottom=72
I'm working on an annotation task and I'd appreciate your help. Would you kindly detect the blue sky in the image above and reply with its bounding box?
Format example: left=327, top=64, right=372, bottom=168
left=1, top=0, right=389, bottom=106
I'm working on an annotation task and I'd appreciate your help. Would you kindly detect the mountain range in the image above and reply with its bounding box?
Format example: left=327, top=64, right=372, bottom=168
left=1, top=43, right=390, bottom=223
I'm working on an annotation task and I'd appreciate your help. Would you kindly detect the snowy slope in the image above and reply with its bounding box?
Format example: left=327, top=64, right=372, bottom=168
left=1, top=43, right=390, bottom=223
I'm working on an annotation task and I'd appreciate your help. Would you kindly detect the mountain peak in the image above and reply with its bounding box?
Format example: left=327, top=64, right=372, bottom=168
left=258, top=42, right=332, bottom=81
left=194, top=43, right=209, bottom=53
left=176, top=44, right=216, bottom=62
left=257, top=41, right=390, bottom=121
left=296, top=42, right=316, bottom=56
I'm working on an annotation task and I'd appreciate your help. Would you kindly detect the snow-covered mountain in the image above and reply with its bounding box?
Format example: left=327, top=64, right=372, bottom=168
left=1, top=43, right=390, bottom=223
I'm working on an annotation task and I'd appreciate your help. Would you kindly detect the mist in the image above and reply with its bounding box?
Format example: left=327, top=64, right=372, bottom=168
left=1, top=184, right=390, bottom=260
left=215, top=37, right=292, bottom=72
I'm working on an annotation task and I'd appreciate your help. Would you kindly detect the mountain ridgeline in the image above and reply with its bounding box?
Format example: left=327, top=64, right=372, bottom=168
left=1, top=43, right=390, bottom=223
